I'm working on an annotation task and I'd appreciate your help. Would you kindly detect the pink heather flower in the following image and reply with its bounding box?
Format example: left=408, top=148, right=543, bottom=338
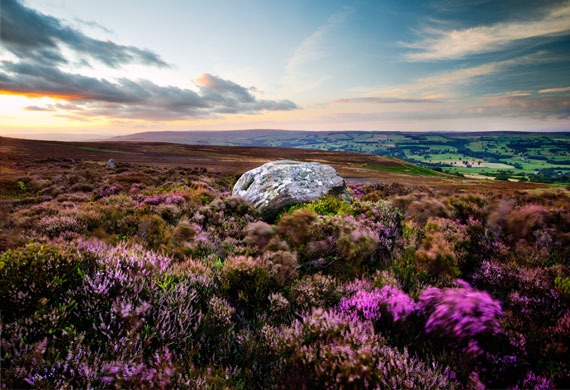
left=419, top=280, right=502, bottom=355
left=339, top=285, right=416, bottom=323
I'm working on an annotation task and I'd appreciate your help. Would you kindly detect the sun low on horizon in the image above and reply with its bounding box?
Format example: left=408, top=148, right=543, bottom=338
left=1, top=0, right=570, bottom=138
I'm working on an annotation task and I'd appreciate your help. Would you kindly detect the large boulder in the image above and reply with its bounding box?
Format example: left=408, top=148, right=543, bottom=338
left=232, top=160, right=349, bottom=221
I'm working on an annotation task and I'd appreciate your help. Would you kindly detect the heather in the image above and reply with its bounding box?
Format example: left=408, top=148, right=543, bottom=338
left=1, top=158, right=569, bottom=389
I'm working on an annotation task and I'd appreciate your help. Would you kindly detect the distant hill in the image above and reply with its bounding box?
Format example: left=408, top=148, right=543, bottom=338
left=6, top=133, right=114, bottom=142
left=109, top=129, right=570, bottom=183
left=1, top=136, right=551, bottom=192
left=110, top=129, right=315, bottom=145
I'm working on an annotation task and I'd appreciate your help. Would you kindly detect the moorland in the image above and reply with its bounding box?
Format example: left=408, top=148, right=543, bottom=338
left=1, top=136, right=569, bottom=389
left=112, top=130, right=570, bottom=183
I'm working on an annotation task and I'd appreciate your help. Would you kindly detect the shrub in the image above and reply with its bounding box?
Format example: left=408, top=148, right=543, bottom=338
left=405, top=197, right=450, bottom=227
left=506, top=204, right=550, bottom=241
left=277, top=208, right=317, bottom=249
left=264, top=308, right=450, bottom=389
left=329, top=214, right=379, bottom=272
left=220, top=255, right=273, bottom=315
left=268, top=292, right=290, bottom=322
left=244, top=221, right=276, bottom=249
left=37, top=215, right=86, bottom=238
left=289, top=273, right=341, bottom=312
left=307, top=195, right=349, bottom=216
left=0, top=244, right=89, bottom=322
left=419, top=280, right=502, bottom=358
left=338, top=285, right=417, bottom=324
left=262, top=250, right=298, bottom=287
left=138, top=214, right=169, bottom=249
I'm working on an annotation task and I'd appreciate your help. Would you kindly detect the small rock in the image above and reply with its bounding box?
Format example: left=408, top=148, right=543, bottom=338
left=106, top=159, right=116, bottom=169
left=232, top=160, right=349, bottom=221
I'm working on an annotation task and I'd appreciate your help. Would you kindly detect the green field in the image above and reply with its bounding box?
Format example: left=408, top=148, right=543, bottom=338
left=363, top=163, right=443, bottom=177
left=254, top=132, right=570, bottom=183
left=115, top=130, right=570, bottom=183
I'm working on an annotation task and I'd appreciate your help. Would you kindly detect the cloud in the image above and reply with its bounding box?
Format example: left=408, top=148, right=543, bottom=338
left=24, top=105, right=55, bottom=112
left=363, top=51, right=548, bottom=99
left=332, top=97, right=442, bottom=104
left=539, top=86, right=570, bottom=93
left=0, top=63, right=297, bottom=120
left=403, top=2, right=570, bottom=61
left=0, top=0, right=297, bottom=121
left=0, top=0, right=168, bottom=68
left=282, top=7, right=353, bottom=94
left=483, top=93, right=570, bottom=119
left=325, top=93, right=570, bottom=123
left=73, top=18, right=113, bottom=34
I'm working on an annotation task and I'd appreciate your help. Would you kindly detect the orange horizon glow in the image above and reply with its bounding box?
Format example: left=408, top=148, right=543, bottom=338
left=0, top=90, right=85, bottom=100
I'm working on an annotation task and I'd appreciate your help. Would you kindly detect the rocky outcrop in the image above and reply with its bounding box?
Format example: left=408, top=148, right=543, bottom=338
left=232, top=160, right=349, bottom=221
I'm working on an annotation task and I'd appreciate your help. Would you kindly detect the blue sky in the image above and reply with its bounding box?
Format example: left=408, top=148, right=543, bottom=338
left=1, top=0, right=569, bottom=135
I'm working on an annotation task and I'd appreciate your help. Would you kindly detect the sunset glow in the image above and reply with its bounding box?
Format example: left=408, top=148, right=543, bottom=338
left=1, top=0, right=569, bottom=137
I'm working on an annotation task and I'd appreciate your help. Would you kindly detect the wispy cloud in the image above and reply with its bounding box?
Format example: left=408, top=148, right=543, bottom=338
left=282, top=6, right=353, bottom=94
left=539, top=86, right=570, bottom=93
left=402, top=2, right=570, bottom=61
left=332, top=97, right=441, bottom=104
left=362, top=51, right=548, bottom=99
left=482, top=93, right=570, bottom=119
left=23, top=105, right=55, bottom=112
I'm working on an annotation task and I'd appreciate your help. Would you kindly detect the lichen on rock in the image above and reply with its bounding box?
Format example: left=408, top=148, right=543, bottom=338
left=232, top=160, right=349, bottom=221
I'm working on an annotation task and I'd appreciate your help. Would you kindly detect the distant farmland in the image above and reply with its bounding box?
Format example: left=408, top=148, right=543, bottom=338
left=111, top=130, right=570, bottom=183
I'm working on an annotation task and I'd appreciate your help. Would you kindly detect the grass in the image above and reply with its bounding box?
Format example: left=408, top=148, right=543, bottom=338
left=363, top=163, right=443, bottom=176
left=78, top=146, right=136, bottom=154
left=44, top=143, right=136, bottom=155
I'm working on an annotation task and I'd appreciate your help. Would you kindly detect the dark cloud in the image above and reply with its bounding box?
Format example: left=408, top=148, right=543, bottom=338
left=333, top=97, right=442, bottom=104
left=0, top=0, right=297, bottom=120
left=0, top=62, right=297, bottom=120
left=0, top=0, right=168, bottom=68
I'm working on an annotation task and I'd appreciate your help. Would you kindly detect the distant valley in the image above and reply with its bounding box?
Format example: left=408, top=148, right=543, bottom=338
left=111, top=130, right=570, bottom=183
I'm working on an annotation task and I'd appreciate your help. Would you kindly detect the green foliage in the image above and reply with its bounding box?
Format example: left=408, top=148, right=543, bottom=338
left=220, top=255, right=274, bottom=315
left=555, top=276, right=570, bottom=298
left=0, top=244, right=92, bottom=322
left=363, top=163, right=443, bottom=176
left=276, top=195, right=350, bottom=221
left=308, top=195, right=349, bottom=216
left=138, top=214, right=170, bottom=249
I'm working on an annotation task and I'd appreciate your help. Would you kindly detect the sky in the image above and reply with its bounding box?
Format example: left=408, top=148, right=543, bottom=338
left=1, top=0, right=570, bottom=137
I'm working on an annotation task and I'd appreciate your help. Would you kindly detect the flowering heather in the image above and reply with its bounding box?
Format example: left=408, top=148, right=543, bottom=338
left=97, top=184, right=119, bottom=198
left=80, top=240, right=173, bottom=273
left=347, top=183, right=366, bottom=199
left=264, top=308, right=450, bottom=389
left=339, top=285, right=417, bottom=323
left=2, top=158, right=569, bottom=388
left=207, top=296, right=235, bottom=327
left=419, top=280, right=503, bottom=356
left=289, top=273, right=342, bottom=311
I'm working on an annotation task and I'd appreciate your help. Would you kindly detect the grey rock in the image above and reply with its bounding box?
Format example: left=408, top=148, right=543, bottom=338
left=106, top=159, right=116, bottom=169
left=232, top=160, right=349, bottom=221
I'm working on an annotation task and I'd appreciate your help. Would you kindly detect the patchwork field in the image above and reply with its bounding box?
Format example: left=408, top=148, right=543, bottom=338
left=111, top=130, right=570, bottom=183
left=1, top=136, right=555, bottom=193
